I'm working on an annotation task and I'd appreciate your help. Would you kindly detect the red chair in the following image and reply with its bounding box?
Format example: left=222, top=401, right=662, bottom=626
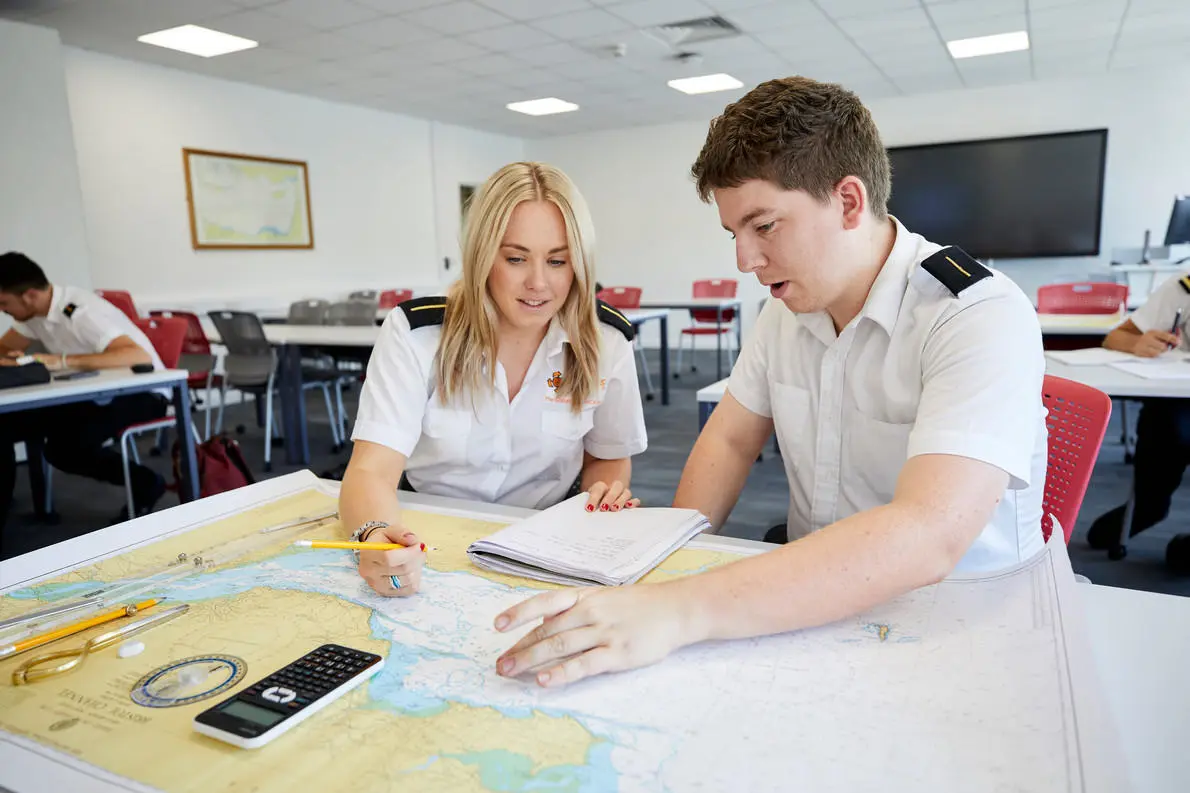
left=117, top=317, right=192, bottom=517
left=1041, top=374, right=1112, bottom=544
left=597, top=287, right=653, bottom=398
left=676, top=278, right=739, bottom=373
left=1036, top=283, right=1128, bottom=315
left=150, top=310, right=219, bottom=439
left=97, top=290, right=140, bottom=321
left=597, top=286, right=642, bottom=309
left=379, top=289, right=414, bottom=309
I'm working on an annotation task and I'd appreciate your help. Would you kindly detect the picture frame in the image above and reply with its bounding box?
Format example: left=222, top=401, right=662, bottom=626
left=182, top=148, right=314, bottom=250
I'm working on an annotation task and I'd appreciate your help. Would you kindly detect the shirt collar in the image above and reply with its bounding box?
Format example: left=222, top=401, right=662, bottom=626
left=46, top=284, right=65, bottom=321
left=857, top=216, right=917, bottom=336
left=544, top=317, right=571, bottom=359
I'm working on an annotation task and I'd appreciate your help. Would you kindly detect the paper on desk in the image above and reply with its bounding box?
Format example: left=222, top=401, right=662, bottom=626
left=1049, top=349, right=1190, bottom=366
left=1109, top=360, right=1190, bottom=379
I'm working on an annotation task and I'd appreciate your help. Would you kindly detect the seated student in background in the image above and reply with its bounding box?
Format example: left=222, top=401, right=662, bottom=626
left=339, top=162, right=648, bottom=599
left=492, top=77, right=1047, bottom=688
left=1087, top=274, right=1190, bottom=556
left=0, top=252, right=168, bottom=526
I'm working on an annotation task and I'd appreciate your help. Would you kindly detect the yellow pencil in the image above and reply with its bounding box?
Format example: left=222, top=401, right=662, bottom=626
left=292, top=539, right=427, bottom=552
left=0, top=598, right=163, bottom=661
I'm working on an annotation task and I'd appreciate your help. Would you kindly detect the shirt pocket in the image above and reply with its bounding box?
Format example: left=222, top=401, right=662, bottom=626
left=842, top=406, right=913, bottom=501
left=541, top=407, right=595, bottom=441
left=419, top=407, right=473, bottom=462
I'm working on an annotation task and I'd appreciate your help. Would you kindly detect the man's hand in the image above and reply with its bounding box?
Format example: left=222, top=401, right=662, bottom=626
left=494, top=583, right=699, bottom=687
left=31, top=353, right=65, bottom=371
left=1131, top=329, right=1178, bottom=358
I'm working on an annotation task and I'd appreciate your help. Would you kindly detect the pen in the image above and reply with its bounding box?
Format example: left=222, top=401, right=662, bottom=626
left=292, top=539, right=427, bottom=552
left=1170, top=308, right=1183, bottom=350
left=0, top=598, right=164, bottom=661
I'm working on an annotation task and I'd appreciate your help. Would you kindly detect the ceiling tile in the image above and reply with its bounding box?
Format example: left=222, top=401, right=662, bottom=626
left=199, top=45, right=313, bottom=76
left=350, top=0, right=442, bottom=12
left=753, top=22, right=852, bottom=53
left=460, top=23, right=551, bottom=50
left=534, top=8, right=632, bottom=40
left=605, top=0, right=716, bottom=28
left=1127, top=0, right=1190, bottom=12
left=454, top=52, right=531, bottom=75
left=848, top=26, right=941, bottom=55
left=888, top=71, right=963, bottom=94
left=1029, top=1, right=1126, bottom=31
left=403, top=1, right=513, bottom=35
left=273, top=31, right=379, bottom=59
left=821, top=0, right=920, bottom=20
left=835, top=6, right=934, bottom=37
left=386, top=36, right=489, bottom=63
left=265, top=0, right=381, bottom=30
left=497, top=67, right=568, bottom=87
left=335, top=15, right=439, bottom=47
left=202, top=9, right=321, bottom=44
left=1028, top=23, right=1124, bottom=46
left=278, top=58, right=373, bottom=86
left=477, top=0, right=593, bottom=21
left=722, top=1, right=830, bottom=32
left=27, top=0, right=238, bottom=39
left=514, top=40, right=595, bottom=64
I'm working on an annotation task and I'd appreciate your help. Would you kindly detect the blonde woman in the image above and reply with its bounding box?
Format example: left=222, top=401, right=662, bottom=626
left=339, top=162, right=648, bottom=598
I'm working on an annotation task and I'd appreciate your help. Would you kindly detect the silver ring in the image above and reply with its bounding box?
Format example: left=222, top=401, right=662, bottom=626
left=389, top=575, right=402, bottom=590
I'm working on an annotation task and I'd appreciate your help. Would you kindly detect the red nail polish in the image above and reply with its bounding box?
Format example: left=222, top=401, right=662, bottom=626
left=420, top=543, right=427, bottom=552
left=586, top=504, right=594, bottom=512
left=600, top=504, right=608, bottom=511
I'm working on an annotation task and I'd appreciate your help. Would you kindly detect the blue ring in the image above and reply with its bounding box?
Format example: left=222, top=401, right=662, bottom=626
left=389, top=575, right=402, bottom=590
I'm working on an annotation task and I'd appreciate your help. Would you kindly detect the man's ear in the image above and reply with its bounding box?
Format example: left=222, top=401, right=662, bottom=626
left=835, top=176, right=868, bottom=230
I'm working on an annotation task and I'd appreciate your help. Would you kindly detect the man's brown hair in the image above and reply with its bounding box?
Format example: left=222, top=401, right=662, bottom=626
left=691, top=76, right=891, bottom=219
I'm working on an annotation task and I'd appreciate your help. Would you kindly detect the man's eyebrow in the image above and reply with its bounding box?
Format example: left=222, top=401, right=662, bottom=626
left=722, top=208, right=774, bottom=232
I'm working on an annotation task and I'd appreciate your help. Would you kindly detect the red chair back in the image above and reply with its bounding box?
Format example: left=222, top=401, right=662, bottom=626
left=1041, top=374, right=1112, bottom=543
left=597, top=286, right=642, bottom=309
left=97, top=289, right=139, bottom=321
left=134, top=317, right=188, bottom=369
left=379, top=289, right=414, bottom=309
left=150, top=310, right=214, bottom=387
left=691, top=278, right=737, bottom=324
left=1036, top=283, right=1127, bottom=315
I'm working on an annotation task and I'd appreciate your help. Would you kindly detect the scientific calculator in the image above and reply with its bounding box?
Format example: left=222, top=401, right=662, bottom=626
left=193, top=643, right=384, bottom=749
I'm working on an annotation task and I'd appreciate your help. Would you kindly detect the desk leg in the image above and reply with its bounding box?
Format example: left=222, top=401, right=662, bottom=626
left=26, top=439, right=56, bottom=522
left=172, top=385, right=200, bottom=503
left=716, top=305, right=724, bottom=380
left=659, top=315, right=670, bottom=406
left=278, top=343, right=310, bottom=466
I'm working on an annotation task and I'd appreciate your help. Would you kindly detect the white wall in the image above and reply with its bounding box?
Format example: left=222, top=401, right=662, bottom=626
left=0, top=20, right=92, bottom=293
left=430, top=122, right=525, bottom=286
left=60, top=48, right=522, bottom=312
left=530, top=66, right=1190, bottom=347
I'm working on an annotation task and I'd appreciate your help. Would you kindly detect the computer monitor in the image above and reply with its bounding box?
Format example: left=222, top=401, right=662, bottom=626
left=1163, top=196, right=1190, bottom=246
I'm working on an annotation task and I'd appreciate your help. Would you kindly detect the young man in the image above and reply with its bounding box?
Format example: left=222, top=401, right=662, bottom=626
left=491, top=77, right=1048, bottom=688
left=1088, top=273, right=1190, bottom=567
left=0, top=252, right=168, bottom=526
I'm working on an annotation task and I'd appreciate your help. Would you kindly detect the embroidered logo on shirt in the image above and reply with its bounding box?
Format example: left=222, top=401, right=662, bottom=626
left=63, top=303, right=77, bottom=318
left=547, top=371, right=563, bottom=392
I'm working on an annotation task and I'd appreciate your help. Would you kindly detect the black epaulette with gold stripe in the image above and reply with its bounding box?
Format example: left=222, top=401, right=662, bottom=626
left=597, top=300, right=634, bottom=342
left=1179, top=275, right=1190, bottom=294
left=399, top=295, right=447, bottom=329
left=921, top=246, right=991, bottom=296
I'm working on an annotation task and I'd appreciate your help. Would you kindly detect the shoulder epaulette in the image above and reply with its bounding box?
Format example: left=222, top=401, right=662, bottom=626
left=597, top=300, right=634, bottom=342
left=399, top=296, right=447, bottom=329
left=63, top=303, right=77, bottom=318
left=1179, top=275, right=1190, bottom=294
left=920, top=246, right=991, bottom=296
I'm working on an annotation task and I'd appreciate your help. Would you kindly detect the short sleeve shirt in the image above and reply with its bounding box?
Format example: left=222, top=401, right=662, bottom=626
left=352, top=310, right=648, bottom=510
left=1128, top=273, right=1190, bottom=349
left=727, top=217, right=1048, bottom=574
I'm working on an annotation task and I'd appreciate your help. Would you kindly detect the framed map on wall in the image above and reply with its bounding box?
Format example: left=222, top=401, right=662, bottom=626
left=182, top=148, right=314, bottom=249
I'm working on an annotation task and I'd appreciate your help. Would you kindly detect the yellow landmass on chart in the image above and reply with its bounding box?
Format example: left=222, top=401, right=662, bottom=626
left=0, top=488, right=745, bottom=792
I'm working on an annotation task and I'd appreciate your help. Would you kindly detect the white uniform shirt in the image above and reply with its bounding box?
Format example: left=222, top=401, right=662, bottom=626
left=1127, top=274, right=1190, bottom=348
left=728, top=218, right=1048, bottom=574
left=11, top=284, right=165, bottom=371
left=352, top=308, right=648, bottom=509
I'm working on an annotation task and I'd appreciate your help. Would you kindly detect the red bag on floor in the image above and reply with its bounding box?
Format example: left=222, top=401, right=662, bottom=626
left=172, top=435, right=255, bottom=498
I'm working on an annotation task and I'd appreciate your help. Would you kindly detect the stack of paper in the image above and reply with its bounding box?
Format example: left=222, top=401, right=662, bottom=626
left=467, top=495, right=711, bottom=586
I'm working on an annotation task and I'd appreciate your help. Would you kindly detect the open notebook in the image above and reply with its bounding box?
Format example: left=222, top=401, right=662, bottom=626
left=466, top=495, right=712, bottom=586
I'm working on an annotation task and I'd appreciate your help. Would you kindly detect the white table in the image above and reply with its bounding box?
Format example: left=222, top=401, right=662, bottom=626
left=638, top=297, right=743, bottom=380
left=0, top=369, right=199, bottom=509
left=0, top=471, right=1184, bottom=792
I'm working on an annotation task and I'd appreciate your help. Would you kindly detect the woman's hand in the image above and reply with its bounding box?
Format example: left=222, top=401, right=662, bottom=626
left=356, top=525, right=426, bottom=598
left=584, top=480, right=640, bottom=512
left=494, top=583, right=700, bottom=687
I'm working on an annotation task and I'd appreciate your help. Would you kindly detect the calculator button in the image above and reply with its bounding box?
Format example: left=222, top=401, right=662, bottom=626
left=262, top=686, right=297, bottom=704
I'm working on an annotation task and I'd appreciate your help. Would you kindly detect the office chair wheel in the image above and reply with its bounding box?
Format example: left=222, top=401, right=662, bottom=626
left=235, top=424, right=246, bottom=435
left=263, top=463, right=272, bottom=473
left=645, top=393, right=655, bottom=401
left=691, top=365, right=698, bottom=372
left=1107, top=544, right=1127, bottom=561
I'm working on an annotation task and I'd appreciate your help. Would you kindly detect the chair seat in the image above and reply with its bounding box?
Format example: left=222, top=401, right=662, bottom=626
left=681, top=326, right=734, bottom=335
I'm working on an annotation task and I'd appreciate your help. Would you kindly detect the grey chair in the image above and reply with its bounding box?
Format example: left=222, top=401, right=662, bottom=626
left=207, top=311, right=342, bottom=470
left=326, top=300, right=377, bottom=326
left=347, top=290, right=379, bottom=302
left=287, top=299, right=330, bottom=325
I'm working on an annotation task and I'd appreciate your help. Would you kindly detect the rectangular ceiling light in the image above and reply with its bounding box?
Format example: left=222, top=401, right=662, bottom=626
left=506, top=97, right=579, bottom=116
left=667, top=73, right=744, bottom=95
left=138, top=24, right=258, bottom=58
left=947, top=30, right=1029, bottom=59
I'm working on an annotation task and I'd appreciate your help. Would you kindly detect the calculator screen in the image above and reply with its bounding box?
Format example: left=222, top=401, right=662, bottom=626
left=220, top=699, right=286, bottom=727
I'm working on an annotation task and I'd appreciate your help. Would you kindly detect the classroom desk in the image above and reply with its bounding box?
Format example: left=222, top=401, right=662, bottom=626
left=0, top=369, right=200, bottom=509
left=637, top=297, right=743, bottom=380
left=1044, top=355, right=1190, bottom=399
left=1038, top=313, right=1123, bottom=351
left=0, top=471, right=1182, bottom=792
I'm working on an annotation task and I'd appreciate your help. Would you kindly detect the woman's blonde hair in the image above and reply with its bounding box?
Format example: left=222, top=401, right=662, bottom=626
left=436, top=162, right=600, bottom=413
